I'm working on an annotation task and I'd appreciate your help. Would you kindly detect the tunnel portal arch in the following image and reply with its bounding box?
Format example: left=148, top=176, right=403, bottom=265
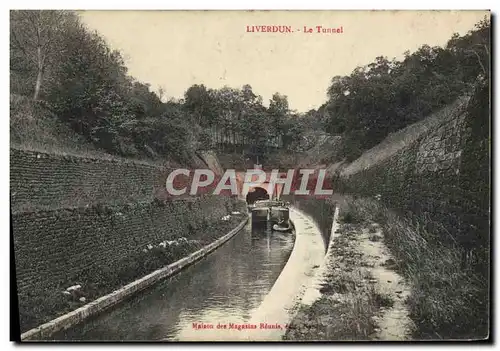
left=246, top=187, right=269, bottom=205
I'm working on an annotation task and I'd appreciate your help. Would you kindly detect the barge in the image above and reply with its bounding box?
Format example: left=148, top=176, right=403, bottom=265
left=250, top=200, right=291, bottom=231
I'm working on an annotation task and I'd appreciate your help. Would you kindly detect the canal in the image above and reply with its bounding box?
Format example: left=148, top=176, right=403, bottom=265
left=51, top=222, right=295, bottom=341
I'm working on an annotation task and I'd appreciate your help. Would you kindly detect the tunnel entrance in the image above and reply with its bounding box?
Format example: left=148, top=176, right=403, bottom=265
left=246, top=187, right=269, bottom=205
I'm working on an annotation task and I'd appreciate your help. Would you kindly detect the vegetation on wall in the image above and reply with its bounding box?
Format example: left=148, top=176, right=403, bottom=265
left=11, top=11, right=488, bottom=165
left=320, top=18, right=490, bottom=161
left=10, top=10, right=298, bottom=164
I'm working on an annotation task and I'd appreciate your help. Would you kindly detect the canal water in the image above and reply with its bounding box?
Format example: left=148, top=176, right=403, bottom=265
left=52, top=222, right=295, bottom=341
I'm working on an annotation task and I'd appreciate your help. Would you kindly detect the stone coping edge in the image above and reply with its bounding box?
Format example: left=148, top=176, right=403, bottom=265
left=21, top=215, right=249, bottom=341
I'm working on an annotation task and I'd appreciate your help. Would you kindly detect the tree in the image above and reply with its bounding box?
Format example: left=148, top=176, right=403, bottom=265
left=184, top=84, right=215, bottom=126
left=322, top=18, right=490, bottom=160
left=157, top=86, right=166, bottom=102
left=10, top=10, right=71, bottom=100
left=268, top=92, right=289, bottom=140
left=10, top=10, right=204, bottom=163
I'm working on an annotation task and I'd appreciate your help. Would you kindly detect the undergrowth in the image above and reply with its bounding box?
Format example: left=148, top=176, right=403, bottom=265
left=17, top=215, right=243, bottom=333
left=340, top=196, right=489, bottom=340
left=10, top=94, right=104, bottom=157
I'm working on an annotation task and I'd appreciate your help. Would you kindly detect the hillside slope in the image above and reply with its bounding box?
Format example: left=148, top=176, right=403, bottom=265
left=340, top=96, right=470, bottom=177
left=10, top=94, right=106, bottom=158
left=10, top=94, right=206, bottom=169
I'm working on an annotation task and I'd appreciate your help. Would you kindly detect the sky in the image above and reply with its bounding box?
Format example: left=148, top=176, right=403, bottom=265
left=79, top=10, right=487, bottom=112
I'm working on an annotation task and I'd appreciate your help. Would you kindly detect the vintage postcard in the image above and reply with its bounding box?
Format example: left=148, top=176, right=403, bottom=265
left=10, top=10, right=491, bottom=342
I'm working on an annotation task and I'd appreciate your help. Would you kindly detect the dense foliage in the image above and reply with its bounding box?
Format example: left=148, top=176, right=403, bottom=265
left=9, top=10, right=296, bottom=163
left=11, top=11, right=198, bottom=163
left=321, top=17, right=490, bottom=160
left=10, top=11, right=490, bottom=164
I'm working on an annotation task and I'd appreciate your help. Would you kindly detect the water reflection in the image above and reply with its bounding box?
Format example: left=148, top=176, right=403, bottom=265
left=52, top=222, right=295, bottom=341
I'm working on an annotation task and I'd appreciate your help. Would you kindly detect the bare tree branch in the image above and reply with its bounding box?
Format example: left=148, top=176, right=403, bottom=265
left=468, top=49, right=487, bottom=76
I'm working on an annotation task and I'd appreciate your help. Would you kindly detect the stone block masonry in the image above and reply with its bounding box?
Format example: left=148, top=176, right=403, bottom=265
left=10, top=148, right=171, bottom=212
left=12, top=196, right=232, bottom=298
left=338, top=84, right=490, bottom=254
left=20, top=215, right=249, bottom=341
left=10, top=146, right=244, bottom=333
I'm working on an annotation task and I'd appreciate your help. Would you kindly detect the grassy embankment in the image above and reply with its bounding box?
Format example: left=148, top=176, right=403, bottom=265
left=19, top=206, right=247, bottom=333
left=285, top=196, right=488, bottom=340
left=11, top=94, right=250, bottom=331
left=345, top=198, right=489, bottom=340
left=285, top=197, right=401, bottom=341
left=10, top=94, right=185, bottom=168
left=11, top=94, right=108, bottom=158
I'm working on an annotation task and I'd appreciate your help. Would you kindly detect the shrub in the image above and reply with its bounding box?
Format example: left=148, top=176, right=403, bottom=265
left=342, top=196, right=489, bottom=339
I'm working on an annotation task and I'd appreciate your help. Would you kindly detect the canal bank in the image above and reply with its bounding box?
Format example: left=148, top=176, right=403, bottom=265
left=48, top=216, right=296, bottom=341
left=284, top=199, right=414, bottom=341
left=241, top=207, right=326, bottom=341
left=44, top=206, right=330, bottom=341
left=190, top=207, right=327, bottom=341
left=22, top=213, right=250, bottom=341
